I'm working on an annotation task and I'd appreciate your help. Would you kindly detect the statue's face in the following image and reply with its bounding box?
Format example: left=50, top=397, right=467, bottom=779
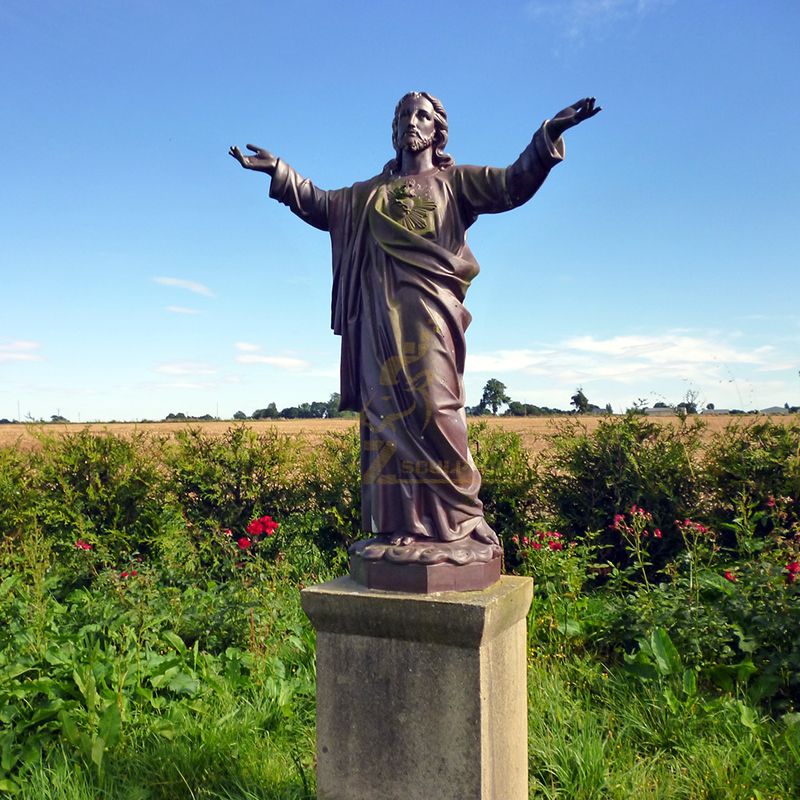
left=396, top=95, right=436, bottom=153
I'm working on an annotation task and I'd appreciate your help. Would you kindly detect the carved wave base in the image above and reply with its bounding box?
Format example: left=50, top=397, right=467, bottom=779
left=349, top=535, right=503, bottom=593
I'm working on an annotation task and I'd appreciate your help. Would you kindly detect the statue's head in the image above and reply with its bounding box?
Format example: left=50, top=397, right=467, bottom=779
left=385, top=91, right=454, bottom=173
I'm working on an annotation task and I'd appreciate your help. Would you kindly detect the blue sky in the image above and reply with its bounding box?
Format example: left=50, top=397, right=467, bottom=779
left=2, top=0, right=798, bottom=421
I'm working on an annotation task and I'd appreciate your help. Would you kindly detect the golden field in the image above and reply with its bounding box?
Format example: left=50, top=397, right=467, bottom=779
left=0, top=414, right=793, bottom=454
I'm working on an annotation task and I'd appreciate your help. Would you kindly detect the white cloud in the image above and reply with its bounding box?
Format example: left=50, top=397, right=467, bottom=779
left=236, top=354, right=310, bottom=371
left=155, top=362, right=217, bottom=376
left=525, top=0, right=670, bottom=43
left=563, top=334, right=773, bottom=366
left=0, top=340, right=44, bottom=363
left=153, top=276, right=215, bottom=297
left=157, top=381, right=216, bottom=391
left=233, top=341, right=311, bottom=371
left=466, top=331, right=789, bottom=386
left=165, top=305, right=201, bottom=315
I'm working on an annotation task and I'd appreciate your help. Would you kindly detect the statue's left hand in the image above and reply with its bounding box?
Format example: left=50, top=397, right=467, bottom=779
left=547, top=97, right=601, bottom=141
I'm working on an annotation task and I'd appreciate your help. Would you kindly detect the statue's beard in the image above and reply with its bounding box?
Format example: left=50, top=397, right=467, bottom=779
left=402, top=131, right=435, bottom=153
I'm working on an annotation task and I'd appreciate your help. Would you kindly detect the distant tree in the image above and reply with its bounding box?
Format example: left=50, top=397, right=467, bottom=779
left=165, top=412, right=187, bottom=421
left=233, top=410, right=248, bottom=420
left=605, top=403, right=613, bottom=415
left=480, top=379, right=511, bottom=415
left=570, top=387, right=589, bottom=414
left=280, top=406, right=300, bottom=419
left=505, top=401, right=526, bottom=417
left=50, top=414, right=69, bottom=423
left=706, top=403, right=715, bottom=411
left=252, top=403, right=278, bottom=419
left=677, top=389, right=699, bottom=415
left=309, top=401, right=329, bottom=418
left=625, top=398, right=648, bottom=415
left=326, top=393, right=342, bottom=418
left=654, top=402, right=669, bottom=409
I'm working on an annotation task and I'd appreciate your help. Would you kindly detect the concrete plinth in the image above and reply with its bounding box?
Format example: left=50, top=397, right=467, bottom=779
left=301, top=575, right=533, bottom=800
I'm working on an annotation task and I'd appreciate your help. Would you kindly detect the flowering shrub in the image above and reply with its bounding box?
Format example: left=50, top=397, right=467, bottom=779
left=595, top=501, right=800, bottom=711
left=511, top=526, right=602, bottom=652
left=217, top=514, right=281, bottom=571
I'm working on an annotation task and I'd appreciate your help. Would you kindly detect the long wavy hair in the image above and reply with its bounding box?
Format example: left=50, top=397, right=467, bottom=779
left=383, top=91, right=455, bottom=175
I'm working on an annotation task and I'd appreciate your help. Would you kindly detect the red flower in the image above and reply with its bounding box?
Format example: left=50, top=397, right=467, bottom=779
left=222, top=528, right=232, bottom=537
left=724, top=571, right=736, bottom=582
left=237, top=537, right=252, bottom=550
left=511, top=535, right=519, bottom=544
left=548, top=540, right=564, bottom=551
left=532, top=541, right=542, bottom=550
left=654, top=529, right=663, bottom=539
left=767, top=496, right=776, bottom=508
left=611, top=514, right=624, bottom=530
left=786, top=562, right=800, bottom=582
left=246, top=515, right=280, bottom=537
left=121, top=571, right=129, bottom=578
left=75, top=539, right=93, bottom=551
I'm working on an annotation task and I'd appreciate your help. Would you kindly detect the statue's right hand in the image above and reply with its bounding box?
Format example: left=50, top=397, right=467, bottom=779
left=229, top=144, right=278, bottom=174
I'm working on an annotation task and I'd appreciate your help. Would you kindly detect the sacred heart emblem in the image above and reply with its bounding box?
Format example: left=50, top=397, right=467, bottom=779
left=388, top=180, right=436, bottom=236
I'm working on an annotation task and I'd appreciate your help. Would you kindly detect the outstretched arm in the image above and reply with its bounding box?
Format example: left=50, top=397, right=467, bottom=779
left=502, top=97, right=600, bottom=207
left=230, top=143, right=332, bottom=231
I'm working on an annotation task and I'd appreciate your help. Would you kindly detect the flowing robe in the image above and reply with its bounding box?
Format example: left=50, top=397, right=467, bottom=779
left=269, top=124, right=564, bottom=541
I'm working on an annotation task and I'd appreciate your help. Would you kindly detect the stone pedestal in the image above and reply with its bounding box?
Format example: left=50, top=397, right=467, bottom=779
left=301, top=575, right=533, bottom=800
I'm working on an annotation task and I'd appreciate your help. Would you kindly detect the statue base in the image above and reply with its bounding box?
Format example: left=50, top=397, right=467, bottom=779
left=349, top=534, right=503, bottom=593
left=301, top=575, right=533, bottom=800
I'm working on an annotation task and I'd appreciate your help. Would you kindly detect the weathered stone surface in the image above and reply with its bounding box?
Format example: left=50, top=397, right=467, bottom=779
left=301, top=575, right=533, bottom=800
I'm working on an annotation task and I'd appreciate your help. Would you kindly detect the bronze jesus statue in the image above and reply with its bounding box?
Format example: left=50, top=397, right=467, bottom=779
left=231, top=92, right=600, bottom=590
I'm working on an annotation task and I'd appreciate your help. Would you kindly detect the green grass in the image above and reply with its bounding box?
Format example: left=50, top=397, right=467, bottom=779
left=13, top=651, right=798, bottom=799
left=12, top=688, right=316, bottom=799
left=527, top=655, right=799, bottom=799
